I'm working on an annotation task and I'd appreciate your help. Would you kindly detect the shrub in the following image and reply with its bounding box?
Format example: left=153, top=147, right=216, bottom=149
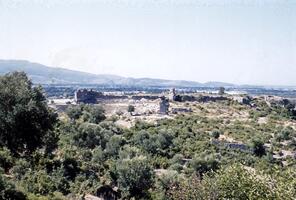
left=105, top=135, right=125, bottom=157
left=21, top=170, right=55, bottom=195
left=0, top=148, right=14, bottom=172
left=250, top=139, right=266, bottom=157
left=82, top=105, right=106, bottom=124
left=66, top=105, right=83, bottom=121
left=210, top=130, right=221, bottom=139
left=116, top=156, right=154, bottom=198
left=127, top=105, right=135, bottom=113
left=190, top=155, right=219, bottom=177
left=11, top=159, right=30, bottom=180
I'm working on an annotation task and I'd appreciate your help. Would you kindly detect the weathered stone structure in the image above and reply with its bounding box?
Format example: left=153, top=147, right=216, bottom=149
left=74, top=89, right=102, bottom=104
left=97, top=95, right=128, bottom=102
left=159, top=97, right=169, bottom=115
left=196, top=95, right=228, bottom=103
left=212, top=139, right=253, bottom=153
left=75, top=89, right=166, bottom=104
left=232, top=95, right=252, bottom=105
left=172, top=107, right=192, bottom=114
left=131, top=95, right=160, bottom=101
left=169, top=88, right=176, bottom=101
left=75, top=89, right=129, bottom=104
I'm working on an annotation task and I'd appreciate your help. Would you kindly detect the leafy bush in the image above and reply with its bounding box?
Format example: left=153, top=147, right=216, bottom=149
left=105, top=135, right=125, bottom=157
left=66, top=105, right=83, bottom=121
left=116, top=156, right=154, bottom=198
left=190, top=155, right=220, bottom=177
left=82, top=105, right=106, bottom=124
left=210, top=130, right=221, bottom=139
left=0, top=148, right=14, bottom=172
left=167, top=164, right=296, bottom=200
left=250, top=138, right=266, bottom=157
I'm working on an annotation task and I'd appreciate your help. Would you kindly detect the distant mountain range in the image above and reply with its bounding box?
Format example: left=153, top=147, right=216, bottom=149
left=0, top=60, right=234, bottom=88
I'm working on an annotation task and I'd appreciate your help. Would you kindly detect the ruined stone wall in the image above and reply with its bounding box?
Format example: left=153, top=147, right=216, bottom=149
left=159, top=97, right=169, bottom=114
left=97, top=95, right=129, bottom=102
left=131, top=95, right=160, bottom=101
left=75, top=89, right=101, bottom=104
left=177, top=95, right=229, bottom=102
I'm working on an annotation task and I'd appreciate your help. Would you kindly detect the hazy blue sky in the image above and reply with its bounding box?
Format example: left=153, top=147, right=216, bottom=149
left=0, top=0, right=296, bottom=85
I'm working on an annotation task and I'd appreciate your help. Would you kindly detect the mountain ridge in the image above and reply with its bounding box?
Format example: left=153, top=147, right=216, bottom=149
left=0, top=59, right=234, bottom=87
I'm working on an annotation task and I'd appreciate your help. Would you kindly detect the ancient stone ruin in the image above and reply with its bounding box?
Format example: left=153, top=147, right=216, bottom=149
left=74, top=89, right=101, bottom=104
left=74, top=89, right=128, bottom=104
left=159, top=96, right=169, bottom=115
left=169, top=88, right=176, bottom=101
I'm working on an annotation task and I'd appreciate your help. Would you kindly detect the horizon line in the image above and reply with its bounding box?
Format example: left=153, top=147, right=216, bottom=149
left=1, top=58, right=296, bottom=88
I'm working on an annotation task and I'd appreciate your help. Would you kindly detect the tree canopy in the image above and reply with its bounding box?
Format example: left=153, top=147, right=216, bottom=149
left=0, top=72, right=57, bottom=155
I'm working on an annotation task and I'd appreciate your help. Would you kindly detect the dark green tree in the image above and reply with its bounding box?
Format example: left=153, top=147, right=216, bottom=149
left=127, top=105, right=135, bottom=114
left=74, top=123, right=103, bottom=149
left=0, top=72, right=57, bottom=155
left=250, top=138, right=266, bottom=157
left=210, top=130, right=221, bottom=139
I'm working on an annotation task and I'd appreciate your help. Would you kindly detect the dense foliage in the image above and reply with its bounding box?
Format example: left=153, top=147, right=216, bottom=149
left=0, top=72, right=296, bottom=200
left=0, top=72, right=57, bottom=155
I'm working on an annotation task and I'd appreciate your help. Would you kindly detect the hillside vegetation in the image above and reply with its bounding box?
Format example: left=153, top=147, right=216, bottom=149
left=0, top=72, right=296, bottom=200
